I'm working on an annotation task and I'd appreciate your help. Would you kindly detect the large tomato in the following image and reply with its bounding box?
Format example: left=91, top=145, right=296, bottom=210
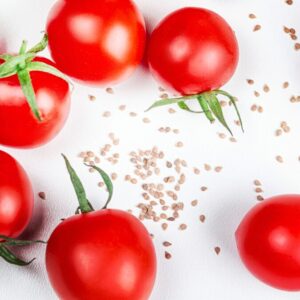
left=236, top=195, right=300, bottom=291
left=148, top=7, right=239, bottom=95
left=46, top=156, right=156, bottom=300
left=0, top=57, right=70, bottom=148
left=46, top=0, right=146, bottom=86
left=0, top=150, right=33, bottom=238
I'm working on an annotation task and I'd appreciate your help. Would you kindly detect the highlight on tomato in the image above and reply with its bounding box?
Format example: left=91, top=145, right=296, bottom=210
left=236, top=195, right=300, bottom=291
left=147, top=7, right=242, bottom=135
left=0, top=150, right=44, bottom=266
left=46, top=155, right=157, bottom=300
left=46, top=0, right=146, bottom=86
left=0, top=35, right=71, bottom=148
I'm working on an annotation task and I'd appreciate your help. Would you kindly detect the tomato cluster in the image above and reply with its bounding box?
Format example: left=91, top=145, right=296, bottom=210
left=0, top=0, right=298, bottom=298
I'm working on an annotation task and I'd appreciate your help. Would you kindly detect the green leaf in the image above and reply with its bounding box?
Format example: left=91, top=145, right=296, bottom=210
left=197, top=95, right=215, bottom=122
left=0, top=246, right=35, bottom=266
left=62, top=154, right=94, bottom=214
left=17, top=68, right=41, bottom=121
left=27, top=61, right=70, bottom=83
left=85, top=164, right=114, bottom=209
left=27, top=34, right=48, bottom=54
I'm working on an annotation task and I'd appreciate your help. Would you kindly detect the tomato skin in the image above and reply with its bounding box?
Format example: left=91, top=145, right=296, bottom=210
left=46, top=209, right=156, bottom=300
left=46, top=0, right=146, bottom=86
left=148, top=7, right=239, bottom=95
left=0, top=151, right=34, bottom=238
left=236, top=195, right=300, bottom=291
left=0, top=57, right=70, bottom=148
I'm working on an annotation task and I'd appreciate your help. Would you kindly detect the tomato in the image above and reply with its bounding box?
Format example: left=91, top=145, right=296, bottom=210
left=0, top=150, right=33, bottom=238
left=46, top=210, right=156, bottom=300
left=148, top=7, right=239, bottom=95
left=236, top=195, right=300, bottom=291
left=46, top=156, right=156, bottom=300
left=0, top=56, right=70, bottom=148
left=46, top=0, right=146, bottom=86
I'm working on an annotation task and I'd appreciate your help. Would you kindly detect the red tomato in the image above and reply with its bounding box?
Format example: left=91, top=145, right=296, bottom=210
left=46, top=0, right=146, bottom=86
left=148, top=7, right=239, bottom=95
left=0, top=57, right=70, bottom=148
left=46, top=209, right=156, bottom=300
left=236, top=195, right=300, bottom=291
left=0, top=150, right=33, bottom=238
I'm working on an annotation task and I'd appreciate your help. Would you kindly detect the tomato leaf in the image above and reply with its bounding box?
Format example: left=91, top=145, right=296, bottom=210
left=62, top=154, right=94, bottom=214
left=0, top=246, right=35, bottom=266
left=85, top=164, right=114, bottom=209
left=17, top=68, right=42, bottom=121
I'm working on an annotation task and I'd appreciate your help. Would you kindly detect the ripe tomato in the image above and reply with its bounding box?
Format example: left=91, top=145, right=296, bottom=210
left=0, top=150, right=33, bottom=238
left=46, top=210, right=156, bottom=300
left=236, top=195, right=300, bottom=291
left=148, top=7, right=239, bottom=95
left=0, top=57, right=70, bottom=148
left=46, top=156, right=156, bottom=300
left=47, top=0, right=146, bottom=86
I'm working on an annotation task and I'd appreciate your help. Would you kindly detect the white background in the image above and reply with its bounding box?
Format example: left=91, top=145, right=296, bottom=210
left=1, top=0, right=300, bottom=299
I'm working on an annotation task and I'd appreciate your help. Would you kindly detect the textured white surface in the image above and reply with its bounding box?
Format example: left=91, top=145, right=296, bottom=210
left=1, top=0, right=300, bottom=299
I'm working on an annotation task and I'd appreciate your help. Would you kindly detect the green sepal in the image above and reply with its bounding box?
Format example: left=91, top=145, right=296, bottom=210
left=215, top=90, right=244, bottom=132
left=19, top=40, right=28, bottom=55
left=0, top=53, right=35, bottom=78
left=177, top=101, right=204, bottom=113
left=17, top=68, right=41, bottom=121
left=0, top=235, right=46, bottom=247
left=204, top=93, right=233, bottom=136
left=197, top=95, right=215, bottom=123
left=0, top=235, right=45, bottom=267
left=27, top=61, right=70, bottom=83
left=62, top=154, right=94, bottom=214
left=0, top=54, right=13, bottom=61
left=85, top=164, right=114, bottom=209
left=145, top=94, right=196, bottom=112
left=0, top=246, right=35, bottom=266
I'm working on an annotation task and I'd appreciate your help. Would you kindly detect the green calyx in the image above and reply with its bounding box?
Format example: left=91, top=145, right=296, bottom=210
left=0, top=235, right=46, bottom=266
left=0, top=34, right=69, bottom=121
left=62, top=154, right=114, bottom=214
left=146, top=90, right=244, bottom=136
